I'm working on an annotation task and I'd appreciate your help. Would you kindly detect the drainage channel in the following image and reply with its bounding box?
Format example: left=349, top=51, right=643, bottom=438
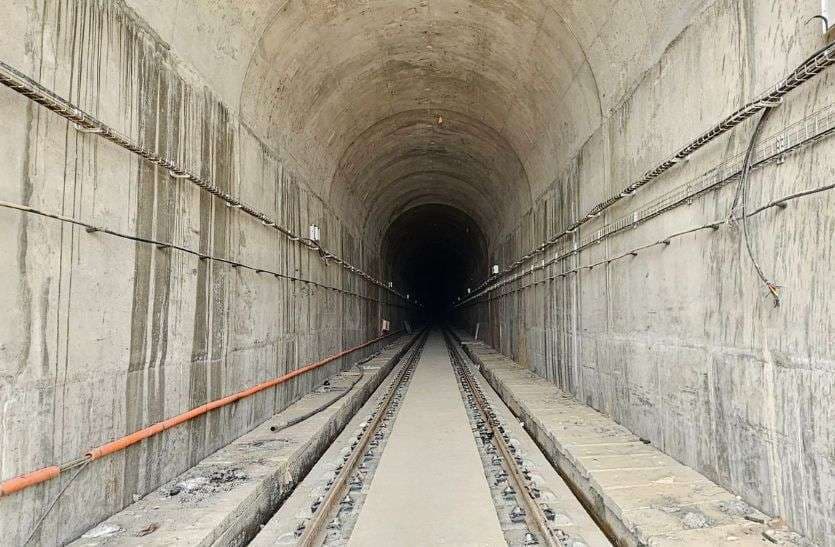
left=252, top=329, right=429, bottom=547
left=443, top=329, right=609, bottom=547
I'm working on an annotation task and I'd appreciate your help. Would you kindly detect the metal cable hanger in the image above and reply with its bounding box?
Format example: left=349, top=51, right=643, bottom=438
left=458, top=41, right=835, bottom=305
left=0, top=59, right=415, bottom=307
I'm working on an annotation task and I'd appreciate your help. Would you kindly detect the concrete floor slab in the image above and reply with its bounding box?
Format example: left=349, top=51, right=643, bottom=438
left=253, top=329, right=610, bottom=546
left=67, top=337, right=416, bottom=547
left=458, top=334, right=811, bottom=547
left=348, top=332, right=506, bottom=547
left=249, top=346, right=416, bottom=546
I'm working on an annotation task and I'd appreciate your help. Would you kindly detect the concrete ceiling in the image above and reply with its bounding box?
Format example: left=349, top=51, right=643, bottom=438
left=129, top=0, right=704, bottom=246
left=240, top=0, right=599, bottom=242
left=234, top=0, right=703, bottom=241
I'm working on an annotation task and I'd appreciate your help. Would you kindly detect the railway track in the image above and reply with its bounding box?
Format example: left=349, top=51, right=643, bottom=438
left=443, top=329, right=589, bottom=547
left=294, top=329, right=429, bottom=546
left=251, top=328, right=608, bottom=547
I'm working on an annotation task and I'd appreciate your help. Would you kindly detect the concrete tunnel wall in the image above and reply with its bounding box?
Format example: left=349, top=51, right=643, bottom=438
left=0, top=1, right=413, bottom=544
left=451, top=3, right=835, bottom=545
left=0, top=0, right=832, bottom=545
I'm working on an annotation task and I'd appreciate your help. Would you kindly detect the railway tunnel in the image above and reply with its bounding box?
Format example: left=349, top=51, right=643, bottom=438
left=0, top=1, right=834, bottom=545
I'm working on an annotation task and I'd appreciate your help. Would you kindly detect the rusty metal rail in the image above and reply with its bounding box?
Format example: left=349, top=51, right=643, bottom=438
left=296, top=329, right=429, bottom=546
left=443, top=329, right=561, bottom=547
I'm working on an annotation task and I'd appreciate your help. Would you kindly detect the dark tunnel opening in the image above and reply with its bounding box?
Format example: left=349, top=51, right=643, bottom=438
left=382, top=204, right=488, bottom=320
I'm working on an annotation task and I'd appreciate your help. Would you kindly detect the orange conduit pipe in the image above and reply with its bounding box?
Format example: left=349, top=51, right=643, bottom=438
left=0, top=331, right=402, bottom=497
left=0, top=467, right=61, bottom=497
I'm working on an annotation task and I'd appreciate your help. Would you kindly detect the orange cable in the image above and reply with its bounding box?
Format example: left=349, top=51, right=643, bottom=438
left=0, top=331, right=401, bottom=497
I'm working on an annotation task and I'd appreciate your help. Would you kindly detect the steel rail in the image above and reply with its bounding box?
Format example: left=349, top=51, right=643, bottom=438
left=443, top=330, right=559, bottom=547
left=0, top=331, right=403, bottom=498
left=297, top=329, right=429, bottom=547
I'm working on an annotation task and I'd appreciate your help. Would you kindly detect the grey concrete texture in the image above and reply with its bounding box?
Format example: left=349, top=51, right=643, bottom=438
left=254, top=330, right=610, bottom=547
left=348, top=331, right=507, bottom=546
left=453, top=2, right=835, bottom=545
left=65, top=335, right=415, bottom=546
left=461, top=336, right=812, bottom=546
left=459, top=338, right=612, bottom=547
left=248, top=339, right=419, bottom=547
left=0, top=3, right=409, bottom=544
left=0, top=0, right=832, bottom=545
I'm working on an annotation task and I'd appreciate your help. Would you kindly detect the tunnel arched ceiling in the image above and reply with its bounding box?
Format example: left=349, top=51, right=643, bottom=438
left=232, top=0, right=705, bottom=244
left=333, top=109, right=528, bottom=242
left=239, top=0, right=606, bottom=243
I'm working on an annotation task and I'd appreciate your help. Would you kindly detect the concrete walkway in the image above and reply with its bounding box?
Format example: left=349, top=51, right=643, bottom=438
left=349, top=331, right=506, bottom=546
left=68, top=338, right=416, bottom=547
left=459, top=333, right=807, bottom=547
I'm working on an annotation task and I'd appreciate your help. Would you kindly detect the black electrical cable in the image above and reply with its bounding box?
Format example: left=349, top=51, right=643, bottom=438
left=467, top=177, right=835, bottom=306
left=0, top=200, right=411, bottom=308
left=748, top=181, right=835, bottom=217
left=457, top=40, right=835, bottom=305
left=269, top=332, right=430, bottom=434
left=0, top=60, right=415, bottom=303
left=269, top=351, right=380, bottom=434
left=734, top=106, right=782, bottom=306
left=18, top=342, right=398, bottom=542
left=461, top=105, right=835, bottom=307
left=730, top=107, right=775, bottom=216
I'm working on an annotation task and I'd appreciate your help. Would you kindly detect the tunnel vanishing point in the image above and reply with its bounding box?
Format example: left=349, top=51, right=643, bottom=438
left=0, top=1, right=834, bottom=546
